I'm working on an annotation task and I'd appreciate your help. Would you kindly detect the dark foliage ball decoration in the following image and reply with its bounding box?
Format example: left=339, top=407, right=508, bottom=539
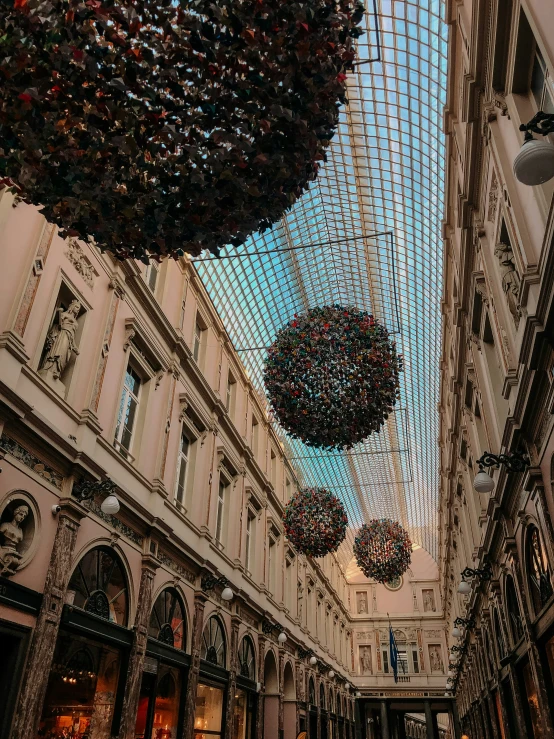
left=283, top=487, right=347, bottom=558
left=353, top=519, right=412, bottom=584
left=264, top=305, right=402, bottom=450
left=0, top=0, right=364, bottom=262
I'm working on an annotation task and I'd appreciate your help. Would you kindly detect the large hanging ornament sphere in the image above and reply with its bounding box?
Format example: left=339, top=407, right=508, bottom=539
left=283, top=487, right=347, bottom=557
left=264, top=305, right=402, bottom=450
left=353, top=519, right=412, bottom=584
left=0, top=0, right=364, bottom=262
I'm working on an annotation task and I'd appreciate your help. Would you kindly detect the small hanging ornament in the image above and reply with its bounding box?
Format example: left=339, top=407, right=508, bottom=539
left=353, top=519, right=412, bottom=583
left=264, top=305, right=402, bottom=450
left=0, top=0, right=364, bottom=261
left=283, top=487, right=348, bottom=558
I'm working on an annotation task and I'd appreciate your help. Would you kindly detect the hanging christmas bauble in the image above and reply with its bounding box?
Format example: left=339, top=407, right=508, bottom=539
left=353, top=519, right=412, bottom=583
left=283, top=487, right=347, bottom=557
left=264, top=305, right=402, bottom=450
left=0, top=0, right=364, bottom=261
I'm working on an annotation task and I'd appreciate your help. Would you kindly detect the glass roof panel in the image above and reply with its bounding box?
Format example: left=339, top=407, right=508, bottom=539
left=193, top=0, right=447, bottom=567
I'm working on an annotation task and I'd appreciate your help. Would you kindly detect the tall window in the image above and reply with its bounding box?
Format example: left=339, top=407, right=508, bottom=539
left=145, top=262, right=159, bottom=293
left=245, top=510, right=255, bottom=574
left=215, top=476, right=230, bottom=545
left=268, top=536, right=276, bottom=595
left=175, top=430, right=190, bottom=507
left=270, top=449, right=277, bottom=486
left=251, top=416, right=259, bottom=457
left=506, top=574, right=524, bottom=644
left=114, top=364, right=141, bottom=459
left=531, top=45, right=554, bottom=114
left=226, top=372, right=236, bottom=415
left=193, top=316, right=204, bottom=363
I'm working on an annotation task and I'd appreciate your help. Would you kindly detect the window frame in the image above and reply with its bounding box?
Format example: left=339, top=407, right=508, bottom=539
left=114, top=361, right=143, bottom=461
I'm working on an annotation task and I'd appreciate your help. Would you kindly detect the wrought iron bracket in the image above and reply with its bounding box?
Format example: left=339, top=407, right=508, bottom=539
left=461, top=562, right=493, bottom=582
left=201, top=573, right=228, bottom=594
left=454, top=617, right=476, bottom=630
left=451, top=645, right=467, bottom=654
left=520, top=111, right=554, bottom=139
left=262, top=619, right=276, bottom=636
left=476, top=450, right=529, bottom=474
left=298, top=647, right=313, bottom=660
left=73, top=477, right=117, bottom=503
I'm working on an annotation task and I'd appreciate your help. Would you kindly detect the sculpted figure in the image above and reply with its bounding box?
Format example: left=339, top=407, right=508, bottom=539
left=39, top=300, right=81, bottom=386
left=359, top=647, right=372, bottom=674
left=430, top=646, right=443, bottom=673
left=0, top=504, right=29, bottom=576
left=494, top=242, right=521, bottom=325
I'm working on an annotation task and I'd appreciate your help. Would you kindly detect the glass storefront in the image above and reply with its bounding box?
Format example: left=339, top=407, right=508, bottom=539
left=194, top=682, right=225, bottom=738
left=522, top=661, right=544, bottom=738
left=135, top=665, right=183, bottom=739
left=38, top=631, right=121, bottom=738
left=232, top=689, right=255, bottom=739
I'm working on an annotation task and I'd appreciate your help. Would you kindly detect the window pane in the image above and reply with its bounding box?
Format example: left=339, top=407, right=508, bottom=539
left=531, top=53, right=545, bottom=109
left=125, top=368, right=141, bottom=396
left=151, top=667, right=181, bottom=739
left=195, top=683, right=224, bottom=735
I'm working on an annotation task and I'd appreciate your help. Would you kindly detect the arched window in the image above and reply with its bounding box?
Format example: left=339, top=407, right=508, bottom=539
left=201, top=616, right=226, bottom=667
left=238, top=636, right=255, bottom=679
left=148, top=588, right=186, bottom=650
left=527, top=525, right=553, bottom=613
left=505, top=575, right=524, bottom=645
left=308, top=677, right=316, bottom=706
left=67, top=546, right=128, bottom=625
left=320, top=683, right=326, bottom=710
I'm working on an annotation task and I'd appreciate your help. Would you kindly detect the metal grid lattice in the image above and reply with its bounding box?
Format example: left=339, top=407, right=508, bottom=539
left=193, top=0, right=447, bottom=568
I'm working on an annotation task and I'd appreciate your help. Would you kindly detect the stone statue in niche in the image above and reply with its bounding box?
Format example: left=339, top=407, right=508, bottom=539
left=423, top=589, right=436, bottom=612
left=428, top=645, right=444, bottom=673
left=494, top=241, right=521, bottom=327
left=0, top=504, right=29, bottom=576
left=359, top=646, right=372, bottom=674
left=356, top=591, right=368, bottom=614
left=39, top=299, right=81, bottom=392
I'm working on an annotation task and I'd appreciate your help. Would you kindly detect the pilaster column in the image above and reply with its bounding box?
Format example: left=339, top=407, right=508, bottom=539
left=278, top=650, right=285, bottom=737
left=486, top=693, right=499, bottom=739
left=183, top=591, right=209, bottom=739
left=224, top=614, right=241, bottom=738
left=11, top=496, right=87, bottom=739
left=256, top=635, right=267, bottom=739
left=449, top=701, right=462, bottom=739
left=119, top=554, right=159, bottom=739
left=380, top=700, right=390, bottom=739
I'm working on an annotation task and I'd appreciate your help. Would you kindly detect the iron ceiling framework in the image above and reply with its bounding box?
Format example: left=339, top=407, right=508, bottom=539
left=193, top=0, right=447, bottom=568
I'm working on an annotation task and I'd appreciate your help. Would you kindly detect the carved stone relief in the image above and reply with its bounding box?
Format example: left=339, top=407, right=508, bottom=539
left=487, top=170, right=499, bottom=223
left=0, top=492, right=39, bottom=577
left=38, top=298, right=83, bottom=394
left=428, top=644, right=444, bottom=673
left=494, top=241, right=521, bottom=327
left=359, top=646, right=372, bottom=675
left=356, top=590, right=369, bottom=614
left=64, top=238, right=98, bottom=288
left=422, top=589, right=436, bottom=612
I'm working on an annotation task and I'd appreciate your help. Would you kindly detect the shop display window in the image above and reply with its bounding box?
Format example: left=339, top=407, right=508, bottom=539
left=522, top=661, right=544, bottom=738
left=66, top=546, right=128, bottom=626
left=37, top=631, right=121, bottom=739
left=194, top=683, right=224, bottom=738
left=135, top=665, right=182, bottom=739
left=232, top=689, right=255, bottom=739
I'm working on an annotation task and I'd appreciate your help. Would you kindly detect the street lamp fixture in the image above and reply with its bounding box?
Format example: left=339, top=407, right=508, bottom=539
left=201, top=573, right=234, bottom=601
left=458, top=562, right=492, bottom=593
left=310, top=656, right=318, bottom=666
left=473, top=450, right=529, bottom=493
left=73, top=477, right=120, bottom=515
left=514, top=111, right=554, bottom=185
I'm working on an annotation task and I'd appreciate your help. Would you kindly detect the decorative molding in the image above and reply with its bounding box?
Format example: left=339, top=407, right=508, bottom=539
left=64, top=238, right=98, bottom=289
left=87, top=499, right=144, bottom=547
left=0, top=436, right=63, bottom=490
left=14, top=223, right=56, bottom=337
left=157, top=549, right=196, bottom=583
left=487, top=169, right=499, bottom=223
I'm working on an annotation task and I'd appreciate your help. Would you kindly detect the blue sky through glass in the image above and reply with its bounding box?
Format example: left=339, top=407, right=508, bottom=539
left=194, top=0, right=447, bottom=566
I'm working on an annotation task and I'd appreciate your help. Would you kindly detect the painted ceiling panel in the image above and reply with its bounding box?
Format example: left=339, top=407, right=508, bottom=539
left=193, top=0, right=447, bottom=567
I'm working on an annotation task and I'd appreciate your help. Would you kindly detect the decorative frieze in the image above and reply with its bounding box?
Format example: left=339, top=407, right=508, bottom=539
left=64, top=238, right=98, bottom=289
left=87, top=499, right=144, bottom=547
left=157, top=549, right=196, bottom=583
left=0, top=436, right=63, bottom=490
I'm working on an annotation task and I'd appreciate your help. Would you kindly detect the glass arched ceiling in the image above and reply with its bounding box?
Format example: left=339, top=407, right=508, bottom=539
left=193, top=0, right=447, bottom=567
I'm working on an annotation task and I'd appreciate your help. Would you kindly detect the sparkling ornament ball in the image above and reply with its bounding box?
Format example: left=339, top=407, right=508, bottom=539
left=264, top=305, right=402, bottom=450
left=353, top=519, right=412, bottom=584
left=0, top=0, right=364, bottom=261
left=283, top=487, right=348, bottom=558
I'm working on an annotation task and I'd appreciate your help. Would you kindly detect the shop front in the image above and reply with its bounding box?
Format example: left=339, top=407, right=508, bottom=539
left=135, top=587, right=190, bottom=739
left=233, top=636, right=257, bottom=739
left=194, top=615, right=229, bottom=739
left=37, top=546, right=131, bottom=738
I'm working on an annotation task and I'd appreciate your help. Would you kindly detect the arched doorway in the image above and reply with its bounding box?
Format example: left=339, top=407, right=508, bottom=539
left=263, top=650, right=279, bottom=739
left=283, top=661, right=296, bottom=739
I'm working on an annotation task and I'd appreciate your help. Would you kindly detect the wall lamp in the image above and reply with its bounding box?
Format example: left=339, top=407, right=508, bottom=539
left=458, top=562, right=492, bottom=594
left=262, top=619, right=287, bottom=644
left=473, top=450, right=529, bottom=493
left=73, top=477, right=120, bottom=515
left=450, top=645, right=467, bottom=655
left=201, top=573, right=234, bottom=601
left=298, top=647, right=313, bottom=660
left=452, top=616, right=476, bottom=638
left=513, top=111, right=554, bottom=185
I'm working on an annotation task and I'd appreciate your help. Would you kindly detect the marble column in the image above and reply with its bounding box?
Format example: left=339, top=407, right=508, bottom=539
left=449, top=700, right=462, bottom=739
left=354, top=699, right=363, bottom=739
left=256, top=635, right=267, bottom=739
left=11, top=496, right=87, bottom=739
left=424, top=701, right=437, bottom=739
left=380, top=700, right=390, bottom=739
left=182, top=591, right=208, bottom=739
left=119, top=554, right=159, bottom=739
left=224, top=614, right=241, bottom=738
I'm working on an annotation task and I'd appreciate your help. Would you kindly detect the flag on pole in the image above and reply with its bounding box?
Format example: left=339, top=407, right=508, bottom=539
left=389, top=625, right=399, bottom=683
